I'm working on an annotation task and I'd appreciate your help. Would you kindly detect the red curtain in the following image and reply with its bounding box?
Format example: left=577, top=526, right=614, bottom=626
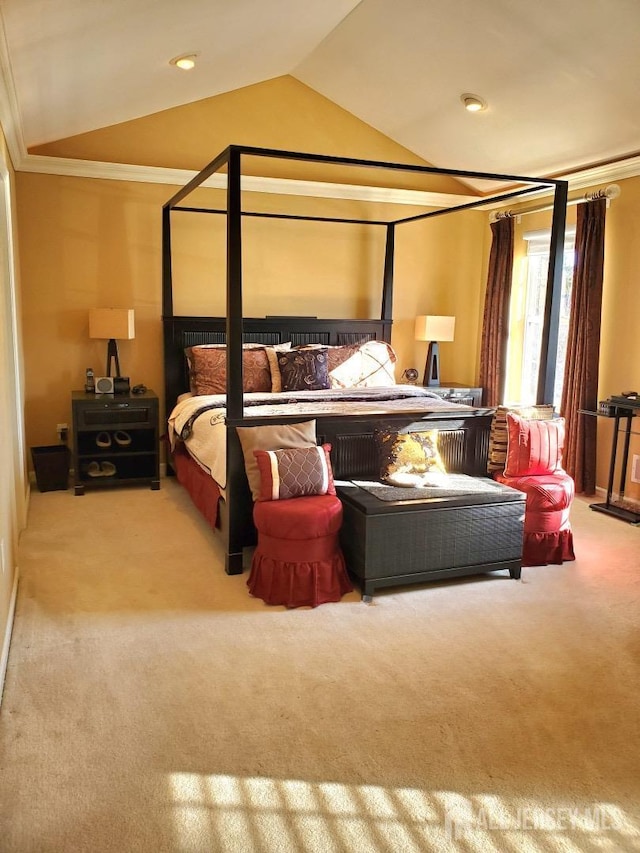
left=479, top=217, right=514, bottom=406
left=560, top=197, right=606, bottom=494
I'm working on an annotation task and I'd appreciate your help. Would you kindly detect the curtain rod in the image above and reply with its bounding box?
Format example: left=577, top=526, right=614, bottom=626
left=489, top=183, right=621, bottom=222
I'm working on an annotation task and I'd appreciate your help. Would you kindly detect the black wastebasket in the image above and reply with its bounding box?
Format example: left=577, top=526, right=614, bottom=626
left=31, top=445, right=71, bottom=492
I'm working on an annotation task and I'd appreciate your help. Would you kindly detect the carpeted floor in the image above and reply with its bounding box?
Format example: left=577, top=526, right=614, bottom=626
left=1, top=479, right=639, bottom=852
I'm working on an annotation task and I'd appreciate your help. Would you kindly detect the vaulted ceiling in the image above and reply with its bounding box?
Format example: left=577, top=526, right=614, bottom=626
left=1, top=0, right=639, bottom=190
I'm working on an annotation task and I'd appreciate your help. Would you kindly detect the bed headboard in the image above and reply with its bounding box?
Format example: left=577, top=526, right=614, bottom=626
left=163, top=314, right=393, bottom=417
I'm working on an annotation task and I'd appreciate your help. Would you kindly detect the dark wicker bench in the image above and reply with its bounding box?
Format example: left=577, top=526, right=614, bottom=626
left=337, top=479, right=526, bottom=600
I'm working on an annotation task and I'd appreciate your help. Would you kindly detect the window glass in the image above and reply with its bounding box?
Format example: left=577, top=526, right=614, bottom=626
left=519, top=229, right=575, bottom=409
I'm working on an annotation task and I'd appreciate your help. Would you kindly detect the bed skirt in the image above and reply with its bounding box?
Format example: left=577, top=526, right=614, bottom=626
left=523, top=529, right=575, bottom=567
left=172, top=442, right=221, bottom=531
left=248, top=550, right=352, bottom=608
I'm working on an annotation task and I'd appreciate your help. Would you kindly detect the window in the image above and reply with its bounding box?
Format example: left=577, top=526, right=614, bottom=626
left=518, top=228, right=575, bottom=409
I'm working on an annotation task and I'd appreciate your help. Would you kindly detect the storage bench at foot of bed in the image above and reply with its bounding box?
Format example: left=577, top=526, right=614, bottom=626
left=336, top=480, right=526, bottom=600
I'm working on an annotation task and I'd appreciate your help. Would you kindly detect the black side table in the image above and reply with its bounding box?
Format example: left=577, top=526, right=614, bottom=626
left=72, top=389, right=160, bottom=495
left=580, top=405, right=640, bottom=525
left=426, top=384, right=483, bottom=406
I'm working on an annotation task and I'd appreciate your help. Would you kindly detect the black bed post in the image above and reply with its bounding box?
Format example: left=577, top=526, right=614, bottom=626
left=161, top=203, right=177, bottom=429
left=224, top=146, right=246, bottom=575
left=536, top=180, right=568, bottom=405
left=162, top=205, right=173, bottom=318
left=226, top=146, right=243, bottom=420
left=381, top=223, right=395, bottom=340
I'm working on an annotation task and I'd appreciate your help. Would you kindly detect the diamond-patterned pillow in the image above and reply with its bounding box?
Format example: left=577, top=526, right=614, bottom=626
left=253, top=444, right=336, bottom=501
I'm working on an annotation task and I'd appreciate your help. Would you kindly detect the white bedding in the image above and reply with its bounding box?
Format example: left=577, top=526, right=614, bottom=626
left=168, top=386, right=471, bottom=489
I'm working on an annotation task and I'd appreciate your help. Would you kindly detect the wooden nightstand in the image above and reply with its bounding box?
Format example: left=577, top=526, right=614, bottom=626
left=426, top=384, right=483, bottom=406
left=71, top=389, right=160, bottom=495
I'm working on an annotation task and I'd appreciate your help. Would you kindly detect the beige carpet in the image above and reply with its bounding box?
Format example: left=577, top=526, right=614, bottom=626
left=1, top=479, right=639, bottom=852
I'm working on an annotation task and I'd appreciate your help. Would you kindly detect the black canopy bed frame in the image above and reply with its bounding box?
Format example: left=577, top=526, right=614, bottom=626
left=162, top=145, right=568, bottom=573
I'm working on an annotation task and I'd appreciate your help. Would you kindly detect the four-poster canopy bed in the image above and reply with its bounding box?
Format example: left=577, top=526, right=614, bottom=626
left=162, top=145, right=568, bottom=574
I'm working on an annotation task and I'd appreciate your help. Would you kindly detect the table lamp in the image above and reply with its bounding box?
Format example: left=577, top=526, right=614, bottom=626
left=415, top=315, right=455, bottom=387
left=89, top=308, right=135, bottom=377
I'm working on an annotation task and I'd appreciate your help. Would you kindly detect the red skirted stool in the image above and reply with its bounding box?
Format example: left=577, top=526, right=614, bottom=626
left=249, top=495, right=353, bottom=608
left=496, top=469, right=576, bottom=567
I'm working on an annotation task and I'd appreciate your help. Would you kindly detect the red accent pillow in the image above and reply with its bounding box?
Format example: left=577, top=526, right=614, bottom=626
left=253, top=444, right=336, bottom=501
left=503, top=412, right=565, bottom=477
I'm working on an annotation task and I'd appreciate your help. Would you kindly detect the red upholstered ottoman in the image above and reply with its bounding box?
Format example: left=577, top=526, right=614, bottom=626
left=496, top=470, right=575, bottom=566
left=249, top=495, right=353, bottom=608
left=494, top=411, right=576, bottom=567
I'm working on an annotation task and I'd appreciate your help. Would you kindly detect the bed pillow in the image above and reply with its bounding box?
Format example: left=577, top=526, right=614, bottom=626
left=329, top=340, right=397, bottom=388
left=186, top=345, right=271, bottom=395
left=487, top=404, right=555, bottom=473
left=375, top=428, right=447, bottom=487
left=186, top=343, right=292, bottom=395
left=503, top=412, right=565, bottom=477
left=236, top=420, right=318, bottom=500
left=277, top=348, right=330, bottom=391
left=253, top=444, right=336, bottom=501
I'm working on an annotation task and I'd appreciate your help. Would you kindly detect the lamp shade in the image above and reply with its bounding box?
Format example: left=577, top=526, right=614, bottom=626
left=415, top=315, right=455, bottom=342
left=89, top=308, right=135, bottom=340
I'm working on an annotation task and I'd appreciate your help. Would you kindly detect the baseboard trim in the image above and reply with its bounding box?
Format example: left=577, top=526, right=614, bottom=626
left=0, top=566, right=19, bottom=707
left=594, top=486, right=640, bottom=507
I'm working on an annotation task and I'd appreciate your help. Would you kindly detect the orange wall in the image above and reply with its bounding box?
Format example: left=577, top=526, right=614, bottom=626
left=17, top=78, right=488, bottom=455
left=17, top=174, right=170, bottom=449
left=597, top=176, right=640, bottom=501
left=17, top=170, right=487, bottom=453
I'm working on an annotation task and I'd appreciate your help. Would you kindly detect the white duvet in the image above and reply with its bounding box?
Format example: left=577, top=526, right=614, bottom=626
left=168, top=386, right=471, bottom=489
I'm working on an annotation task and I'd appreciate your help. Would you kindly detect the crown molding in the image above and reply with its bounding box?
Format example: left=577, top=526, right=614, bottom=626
left=12, top=145, right=640, bottom=212
left=556, top=155, right=640, bottom=191
left=15, top=152, right=480, bottom=208
left=482, top=155, right=640, bottom=212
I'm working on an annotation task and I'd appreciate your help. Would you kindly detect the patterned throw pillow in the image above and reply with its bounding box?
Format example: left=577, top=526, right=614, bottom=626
left=236, top=420, right=317, bottom=501
left=487, top=404, right=555, bottom=473
left=253, top=444, right=336, bottom=501
left=503, top=412, right=565, bottom=477
left=278, top=348, right=330, bottom=392
left=375, top=428, right=447, bottom=487
left=329, top=340, right=397, bottom=388
left=186, top=345, right=273, bottom=395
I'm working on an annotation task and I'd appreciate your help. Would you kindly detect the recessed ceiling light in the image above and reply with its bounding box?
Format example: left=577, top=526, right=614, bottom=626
left=461, top=93, right=487, bottom=112
left=170, top=53, right=198, bottom=70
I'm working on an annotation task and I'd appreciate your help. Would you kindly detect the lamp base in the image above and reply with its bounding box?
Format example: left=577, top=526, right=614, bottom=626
left=423, top=342, right=441, bottom=387
left=106, top=338, right=121, bottom=378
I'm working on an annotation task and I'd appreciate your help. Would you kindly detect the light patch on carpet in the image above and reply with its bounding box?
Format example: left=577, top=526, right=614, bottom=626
left=168, top=773, right=640, bottom=852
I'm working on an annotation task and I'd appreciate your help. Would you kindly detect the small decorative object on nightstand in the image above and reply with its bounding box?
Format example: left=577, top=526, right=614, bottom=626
left=402, top=368, right=419, bottom=385
left=71, top=389, right=160, bottom=495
